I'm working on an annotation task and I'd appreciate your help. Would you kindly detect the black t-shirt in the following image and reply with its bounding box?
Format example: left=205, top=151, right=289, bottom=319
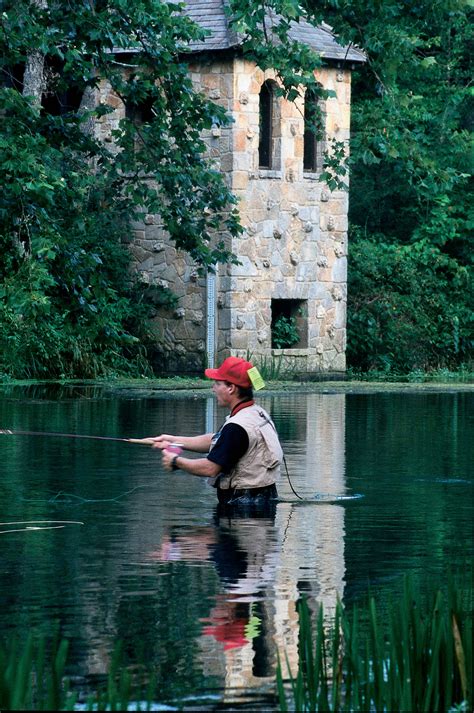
left=207, top=423, right=249, bottom=473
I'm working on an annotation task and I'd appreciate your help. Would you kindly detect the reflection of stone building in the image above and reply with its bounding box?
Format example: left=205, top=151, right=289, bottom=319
left=70, top=393, right=347, bottom=703
left=198, top=393, right=347, bottom=701
left=97, top=0, right=364, bottom=375
left=275, top=394, right=346, bottom=614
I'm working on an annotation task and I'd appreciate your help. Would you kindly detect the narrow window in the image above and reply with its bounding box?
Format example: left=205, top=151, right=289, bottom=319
left=271, top=299, right=308, bottom=349
left=303, top=88, right=323, bottom=172
left=125, top=98, right=155, bottom=150
left=259, top=80, right=273, bottom=168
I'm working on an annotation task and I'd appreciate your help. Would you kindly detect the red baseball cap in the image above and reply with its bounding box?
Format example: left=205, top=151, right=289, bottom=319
left=204, top=356, right=253, bottom=388
left=202, top=619, right=248, bottom=651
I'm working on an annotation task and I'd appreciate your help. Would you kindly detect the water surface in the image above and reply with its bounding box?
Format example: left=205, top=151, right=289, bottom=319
left=1, top=386, right=472, bottom=708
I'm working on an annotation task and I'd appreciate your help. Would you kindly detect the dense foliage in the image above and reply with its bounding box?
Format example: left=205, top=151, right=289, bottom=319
left=0, top=0, right=241, bottom=377
left=272, top=315, right=300, bottom=349
left=309, top=0, right=473, bottom=371
left=1, top=0, right=472, bottom=377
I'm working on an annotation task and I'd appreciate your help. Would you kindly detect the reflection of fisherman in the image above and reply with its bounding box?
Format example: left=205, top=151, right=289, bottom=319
left=152, top=357, right=283, bottom=508
left=203, top=511, right=279, bottom=674
left=150, top=510, right=279, bottom=673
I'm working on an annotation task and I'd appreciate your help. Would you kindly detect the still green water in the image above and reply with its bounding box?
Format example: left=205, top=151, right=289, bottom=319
left=1, top=385, right=472, bottom=709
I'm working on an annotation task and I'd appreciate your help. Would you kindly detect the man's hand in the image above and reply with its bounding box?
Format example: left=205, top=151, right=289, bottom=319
left=162, top=448, right=176, bottom=471
left=151, top=434, right=175, bottom=450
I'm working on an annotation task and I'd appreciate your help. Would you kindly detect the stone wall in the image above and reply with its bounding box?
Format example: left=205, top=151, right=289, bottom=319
left=95, top=57, right=351, bottom=375
left=220, top=61, right=350, bottom=374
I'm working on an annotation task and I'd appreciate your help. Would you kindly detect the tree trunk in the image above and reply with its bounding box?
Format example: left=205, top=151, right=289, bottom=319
left=79, top=84, right=98, bottom=137
left=22, top=0, right=48, bottom=107
left=22, top=50, right=45, bottom=106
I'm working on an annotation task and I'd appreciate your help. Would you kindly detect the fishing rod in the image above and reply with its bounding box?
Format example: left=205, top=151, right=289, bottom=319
left=2, top=430, right=351, bottom=504
left=0, top=429, right=155, bottom=445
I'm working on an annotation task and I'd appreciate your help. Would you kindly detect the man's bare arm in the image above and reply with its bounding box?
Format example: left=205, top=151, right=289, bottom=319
left=152, top=433, right=213, bottom=453
left=161, top=451, right=221, bottom=478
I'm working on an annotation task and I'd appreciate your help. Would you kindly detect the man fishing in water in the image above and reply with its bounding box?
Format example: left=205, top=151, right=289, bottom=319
left=152, top=356, right=283, bottom=508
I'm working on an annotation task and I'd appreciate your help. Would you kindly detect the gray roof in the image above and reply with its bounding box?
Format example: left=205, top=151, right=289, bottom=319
left=183, top=0, right=366, bottom=63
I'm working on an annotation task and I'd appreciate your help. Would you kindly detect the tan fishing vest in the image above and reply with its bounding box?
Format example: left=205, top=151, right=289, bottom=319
left=216, top=404, right=283, bottom=491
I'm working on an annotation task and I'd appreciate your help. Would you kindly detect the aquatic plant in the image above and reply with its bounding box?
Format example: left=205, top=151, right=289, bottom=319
left=246, top=352, right=299, bottom=382
left=277, top=575, right=472, bottom=712
left=0, top=636, right=156, bottom=711
left=0, top=635, right=71, bottom=711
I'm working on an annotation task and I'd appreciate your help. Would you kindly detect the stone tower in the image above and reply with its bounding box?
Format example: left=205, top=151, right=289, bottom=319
left=103, top=1, right=365, bottom=376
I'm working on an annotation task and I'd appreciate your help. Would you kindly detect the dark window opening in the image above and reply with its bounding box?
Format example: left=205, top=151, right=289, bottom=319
left=42, top=85, right=83, bottom=116
left=1, top=64, right=24, bottom=92
left=125, top=98, right=155, bottom=125
left=2, top=61, right=83, bottom=116
left=125, top=98, right=156, bottom=151
left=303, top=89, right=323, bottom=172
left=41, top=58, right=83, bottom=116
left=271, top=299, right=308, bottom=349
left=259, top=81, right=273, bottom=168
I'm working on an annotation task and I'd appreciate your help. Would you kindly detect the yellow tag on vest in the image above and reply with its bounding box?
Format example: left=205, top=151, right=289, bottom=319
left=247, top=366, right=265, bottom=391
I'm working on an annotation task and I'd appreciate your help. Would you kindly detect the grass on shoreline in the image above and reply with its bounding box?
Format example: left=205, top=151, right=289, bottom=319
left=0, top=363, right=473, bottom=393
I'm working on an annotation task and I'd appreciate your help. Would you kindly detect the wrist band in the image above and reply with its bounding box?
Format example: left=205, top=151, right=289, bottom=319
left=171, top=454, right=180, bottom=471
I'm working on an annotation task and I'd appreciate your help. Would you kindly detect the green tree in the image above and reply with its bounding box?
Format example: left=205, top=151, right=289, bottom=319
left=306, top=0, right=473, bottom=371
left=0, top=0, right=242, bottom=377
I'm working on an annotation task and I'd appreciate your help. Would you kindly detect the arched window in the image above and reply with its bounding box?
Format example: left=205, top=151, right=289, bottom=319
left=303, top=88, right=324, bottom=172
left=259, top=80, right=273, bottom=168
left=125, top=96, right=155, bottom=151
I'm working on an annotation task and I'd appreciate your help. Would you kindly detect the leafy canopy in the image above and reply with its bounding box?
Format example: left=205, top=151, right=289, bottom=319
left=0, top=0, right=243, bottom=377
left=307, top=0, right=473, bottom=370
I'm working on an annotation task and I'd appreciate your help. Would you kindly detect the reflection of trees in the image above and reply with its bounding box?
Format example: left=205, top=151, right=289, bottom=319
left=1, top=389, right=214, bottom=683
left=343, top=392, right=473, bottom=602
left=114, top=563, right=222, bottom=700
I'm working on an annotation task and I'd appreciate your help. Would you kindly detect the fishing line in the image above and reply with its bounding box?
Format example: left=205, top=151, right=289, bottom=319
left=22, top=484, right=156, bottom=505
left=3, top=430, right=158, bottom=504
left=281, top=455, right=363, bottom=503
left=1, top=525, right=66, bottom=534
left=283, top=454, right=304, bottom=500
left=0, top=429, right=154, bottom=445
left=3, top=428, right=360, bottom=504
left=0, top=520, right=84, bottom=525
left=281, top=505, right=296, bottom=545
left=0, top=520, right=84, bottom=535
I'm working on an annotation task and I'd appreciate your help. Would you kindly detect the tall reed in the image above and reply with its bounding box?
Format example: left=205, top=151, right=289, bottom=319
left=0, top=636, right=156, bottom=711
left=0, top=635, right=72, bottom=711
left=277, top=575, right=472, bottom=712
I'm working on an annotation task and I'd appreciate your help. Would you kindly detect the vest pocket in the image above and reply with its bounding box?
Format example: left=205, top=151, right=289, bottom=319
left=258, top=421, right=284, bottom=468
